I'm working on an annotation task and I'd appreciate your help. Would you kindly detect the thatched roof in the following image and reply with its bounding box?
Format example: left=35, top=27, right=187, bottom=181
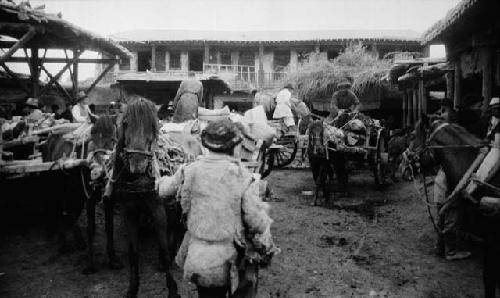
left=286, top=44, right=393, bottom=101
left=421, top=0, right=479, bottom=45
left=397, top=62, right=454, bottom=83
left=112, top=29, right=421, bottom=45
left=0, top=1, right=131, bottom=58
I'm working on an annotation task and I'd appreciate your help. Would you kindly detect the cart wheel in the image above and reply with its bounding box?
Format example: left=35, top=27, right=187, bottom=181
left=259, top=147, right=274, bottom=178
left=273, top=136, right=298, bottom=168
left=373, top=129, right=389, bottom=186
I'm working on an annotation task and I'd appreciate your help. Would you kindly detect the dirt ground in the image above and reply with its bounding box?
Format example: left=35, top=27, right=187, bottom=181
left=0, top=168, right=485, bottom=298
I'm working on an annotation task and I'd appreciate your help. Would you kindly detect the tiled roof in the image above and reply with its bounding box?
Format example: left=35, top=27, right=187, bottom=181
left=110, top=29, right=421, bottom=44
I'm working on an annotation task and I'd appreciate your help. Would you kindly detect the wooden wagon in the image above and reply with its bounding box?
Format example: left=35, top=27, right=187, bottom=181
left=325, top=120, right=390, bottom=186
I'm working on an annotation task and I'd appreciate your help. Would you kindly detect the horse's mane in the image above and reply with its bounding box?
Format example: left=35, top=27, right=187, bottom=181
left=91, top=115, right=116, bottom=140
left=122, top=96, right=159, bottom=147
left=430, top=120, right=481, bottom=147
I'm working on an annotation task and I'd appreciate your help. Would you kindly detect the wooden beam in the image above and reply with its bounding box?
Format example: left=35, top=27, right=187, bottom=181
left=406, top=90, right=412, bottom=128
left=4, top=57, right=119, bottom=64
left=419, top=78, right=426, bottom=115
left=0, top=28, right=37, bottom=65
left=412, top=87, right=418, bottom=126
left=85, top=62, right=116, bottom=95
left=40, top=65, right=73, bottom=102
left=39, top=50, right=84, bottom=96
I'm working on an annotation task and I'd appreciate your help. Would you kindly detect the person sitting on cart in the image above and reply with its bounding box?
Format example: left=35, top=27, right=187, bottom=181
left=172, top=71, right=203, bottom=123
left=157, top=119, right=279, bottom=298
left=273, top=83, right=297, bottom=133
left=24, top=97, right=44, bottom=122
left=72, top=91, right=98, bottom=123
left=330, top=81, right=360, bottom=115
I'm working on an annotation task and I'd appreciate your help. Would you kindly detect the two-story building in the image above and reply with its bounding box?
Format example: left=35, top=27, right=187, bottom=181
left=105, top=29, right=421, bottom=109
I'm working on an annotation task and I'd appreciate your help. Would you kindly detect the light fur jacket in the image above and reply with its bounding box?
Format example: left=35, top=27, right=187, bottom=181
left=157, top=153, right=275, bottom=289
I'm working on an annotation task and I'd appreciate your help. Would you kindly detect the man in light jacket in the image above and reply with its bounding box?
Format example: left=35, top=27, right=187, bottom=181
left=158, top=120, right=279, bottom=298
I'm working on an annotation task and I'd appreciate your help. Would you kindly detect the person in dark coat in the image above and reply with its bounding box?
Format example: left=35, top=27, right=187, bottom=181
left=172, top=72, right=203, bottom=123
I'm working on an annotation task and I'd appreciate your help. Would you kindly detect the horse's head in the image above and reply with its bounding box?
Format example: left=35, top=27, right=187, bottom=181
left=121, top=96, right=159, bottom=175
left=308, top=120, right=325, bottom=155
left=90, top=115, right=117, bottom=163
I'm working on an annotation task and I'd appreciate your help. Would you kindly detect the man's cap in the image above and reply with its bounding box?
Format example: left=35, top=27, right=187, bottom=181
left=283, top=83, right=294, bottom=90
left=76, top=91, right=88, bottom=101
left=201, top=119, right=243, bottom=152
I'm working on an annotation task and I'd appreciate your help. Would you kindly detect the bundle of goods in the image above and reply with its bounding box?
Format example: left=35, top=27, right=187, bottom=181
left=323, top=110, right=381, bottom=153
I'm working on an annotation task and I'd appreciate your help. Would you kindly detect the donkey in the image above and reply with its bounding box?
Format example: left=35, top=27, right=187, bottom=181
left=411, top=115, right=500, bottom=298
left=307, top=120, right=334, bottom=206
left=110, top=96, right=179, bottom=298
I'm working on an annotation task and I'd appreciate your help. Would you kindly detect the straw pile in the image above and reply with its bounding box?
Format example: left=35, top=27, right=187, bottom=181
left=286, top=43, right=392, bottom=101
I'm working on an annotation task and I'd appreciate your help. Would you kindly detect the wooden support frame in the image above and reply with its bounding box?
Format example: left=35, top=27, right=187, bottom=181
left=85, top=62, right=116, bottom=95
left=0, top=26, right=37, bottom=65
left=39, top=64, right=73, bottom=102
left=39, top=50, right=84, bottom=97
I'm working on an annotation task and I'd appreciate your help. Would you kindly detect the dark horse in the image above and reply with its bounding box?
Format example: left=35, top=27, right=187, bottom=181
left=41, top=116, right=120, bottom=268
left=307, top=120, right=334, bottom=205
left=412, top=116, right=500, bottom=298
left=82, top=115, right=123, bottom=274
left=109, top=96, right=179, bottom=298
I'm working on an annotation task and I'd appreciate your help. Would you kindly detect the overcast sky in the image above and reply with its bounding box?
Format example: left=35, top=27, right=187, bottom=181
left=9, top=0, right=461, bottom=80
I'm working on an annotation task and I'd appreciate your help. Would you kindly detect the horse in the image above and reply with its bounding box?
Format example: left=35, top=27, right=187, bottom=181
left=82, top=115, right=123, bottom=274
left=307, top=120, right=334, bottom=206
left=110, top=96, right=179, bottom=298
left=411, top=115, right=500, bottom=298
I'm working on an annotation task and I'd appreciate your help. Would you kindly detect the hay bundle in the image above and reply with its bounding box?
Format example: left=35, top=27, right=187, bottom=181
left=286, top=43, right=393, bottom=101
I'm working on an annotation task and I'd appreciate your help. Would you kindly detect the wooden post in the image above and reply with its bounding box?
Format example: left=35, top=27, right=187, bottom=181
left=258, top=43, right=264, bottom=89
left=30, top=48, right=40, bottom=98
left=314, top=42, right=320, bottom=54
left=151, top=45, right=156, bottom=72
left=413, top=87, right=418, bottom=125
left=40, top=50, right=83, bottom=96
left=454, top=60, right=461, bottom=109
left=481, top=47, right=493, bottom=116
left=216, top=50, right=221, bottom=65
left=72, top=49, right=79, bottom=102
left=204, top=43, right=209, bottom=70
left=407, top=90, right=412, bottom=127
left=419, top=78, right=426, bottom=116
left=402, top=89, right=407, bottom=128
left=417, top=83, right=421, bottom=120
left=445, top=71, right=454, bottom=99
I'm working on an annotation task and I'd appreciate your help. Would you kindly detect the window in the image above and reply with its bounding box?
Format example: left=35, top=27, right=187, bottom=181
left=274, top=50, right=290, bottom=71
left=155, top=48, right=166, bottom=71
left=137, top=51, right=152, bottom=72
left=239, top=51, right=255, bottom=66
left=169, top=51, right=181, bottom=70
left=119, top=58, right=130, bottom=71
left=189, top=50, right=203, bottom=71
left=220, top=50, right=231, bottom=65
